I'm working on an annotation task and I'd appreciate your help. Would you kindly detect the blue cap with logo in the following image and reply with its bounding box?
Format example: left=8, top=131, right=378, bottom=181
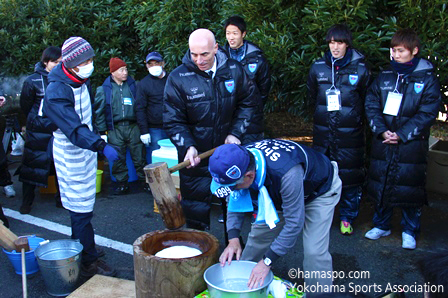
left=145, top=51, right=163, bottom=63
left=209, top=144, right=250, bottom=198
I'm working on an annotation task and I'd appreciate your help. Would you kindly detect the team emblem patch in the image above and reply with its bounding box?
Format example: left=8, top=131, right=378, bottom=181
left=225, top=79, right=235, bottom=93
left=414, top=82, right=424, bottom=94
left=248, top=63, right=258, bottom=73
left=349, top=75, right=358, bottom=85
left=226, top=165, right=241, bottom=180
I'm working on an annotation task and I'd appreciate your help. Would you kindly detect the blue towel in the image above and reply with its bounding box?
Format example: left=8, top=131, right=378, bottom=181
left=227, top=148, right=279, bottom=229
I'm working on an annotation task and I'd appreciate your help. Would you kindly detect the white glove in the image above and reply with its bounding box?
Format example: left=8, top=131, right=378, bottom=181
left=267, top=280, right=287, bottom=298
left=140, top=134, right=151, bottom=146
left=224, top=134, right=241, bottom=145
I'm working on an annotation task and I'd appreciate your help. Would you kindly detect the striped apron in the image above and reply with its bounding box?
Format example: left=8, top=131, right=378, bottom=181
left=53, top=84, right=97, bottom=213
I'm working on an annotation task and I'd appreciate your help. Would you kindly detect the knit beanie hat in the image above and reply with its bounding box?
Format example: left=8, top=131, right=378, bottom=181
left=61, top=37, right=95, bottom=68
left=109, top=58, right=127, bottom=73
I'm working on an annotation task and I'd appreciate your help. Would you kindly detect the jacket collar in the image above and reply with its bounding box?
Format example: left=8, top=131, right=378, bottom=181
left=48, top=63, right=87, bottom=88
left=182, top=47, right=229, bottom=77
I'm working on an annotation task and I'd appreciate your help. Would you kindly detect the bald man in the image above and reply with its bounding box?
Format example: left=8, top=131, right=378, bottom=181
left=164, top=29, right=258, bottom=230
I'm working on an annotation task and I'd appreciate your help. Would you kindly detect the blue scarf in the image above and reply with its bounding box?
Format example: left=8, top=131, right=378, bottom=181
left=390, top=57, right=420, bottom=77
left=227, top=148, right=280, bottom=229
left=325, top=48, right=353, bottom=69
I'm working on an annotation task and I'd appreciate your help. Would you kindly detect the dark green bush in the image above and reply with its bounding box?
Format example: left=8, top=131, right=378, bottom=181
left=0, top=0, right=446, bottom=116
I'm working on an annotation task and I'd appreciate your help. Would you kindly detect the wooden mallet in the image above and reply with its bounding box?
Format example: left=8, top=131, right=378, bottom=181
left=144, top=148, right=217, bottom=230
left=14, top=237, right=30, bottom=298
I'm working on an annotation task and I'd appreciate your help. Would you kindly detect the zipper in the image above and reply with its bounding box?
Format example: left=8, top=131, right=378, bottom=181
left=120, top=85, right=125, bottom=119
left=212, top=76, right=218, bottom=146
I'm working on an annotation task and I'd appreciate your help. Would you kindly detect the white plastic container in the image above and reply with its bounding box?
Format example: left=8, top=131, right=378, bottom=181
left=152, top=139, right=179, bottom=176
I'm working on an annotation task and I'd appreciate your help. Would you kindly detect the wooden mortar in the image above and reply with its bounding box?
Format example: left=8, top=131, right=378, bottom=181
left=133, top=229, right=219, bottom=297
left=136, top=148, right=219, bottom=297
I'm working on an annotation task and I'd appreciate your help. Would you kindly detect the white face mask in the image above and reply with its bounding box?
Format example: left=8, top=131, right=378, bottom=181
left=76, top=62, right=94, bottom=79
left=148, top=65, right=163, bottom=77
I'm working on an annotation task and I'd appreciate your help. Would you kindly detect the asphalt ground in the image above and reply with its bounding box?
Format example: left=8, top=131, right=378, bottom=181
left=1, top=155, right=447, bottom=298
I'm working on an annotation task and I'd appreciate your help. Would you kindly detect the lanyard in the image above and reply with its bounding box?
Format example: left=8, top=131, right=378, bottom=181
left=329, top=56, right=343, bottom=90
left=393, top=73, right=403, bottom=94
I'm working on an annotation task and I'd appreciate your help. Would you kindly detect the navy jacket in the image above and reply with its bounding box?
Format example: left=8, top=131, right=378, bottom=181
left=225, top=41, right=271, bottom=135
left=163, top=47, right=257, bottom=229
left=365, top=58, right=441, bottom=207
left=42, top=63, right=105, bottom=152
left=101, top=76, right=137, bottom=131
left=135, top=73, right=168, bottom=133
left=246, top=139, right=334, bottom=208
left=307, top=49, right=370, bottom=188
left=19, top=62, right=56, bottom=186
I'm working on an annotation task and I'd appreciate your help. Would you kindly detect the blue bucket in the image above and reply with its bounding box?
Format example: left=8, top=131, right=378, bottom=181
left=2, top=235, right=45, bottom=275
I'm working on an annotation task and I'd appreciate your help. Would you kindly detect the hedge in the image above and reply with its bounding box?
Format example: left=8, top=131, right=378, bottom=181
left=0, top=0, right=446, bottom=118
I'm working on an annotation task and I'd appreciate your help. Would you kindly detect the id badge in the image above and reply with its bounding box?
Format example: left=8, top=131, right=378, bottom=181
left=383, top=92, right=403, bottom=116
left=326, top=89, right=341, bottom=111
left=123, top=97, right=133, bottom=105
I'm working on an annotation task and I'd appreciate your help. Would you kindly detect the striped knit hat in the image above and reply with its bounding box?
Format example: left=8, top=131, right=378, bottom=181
left=61, top=37, right=95, bottom=68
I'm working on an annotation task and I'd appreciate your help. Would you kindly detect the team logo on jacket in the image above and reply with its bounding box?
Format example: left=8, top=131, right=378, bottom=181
left=225, top=79, right=235, bottom=93
left=248, top=63, right=258, bottom=73
left=226, top=165, right=241, bottom=180
left=414, top=82, right=424, bottom=94
left=349, top=75, right=358, bottom=85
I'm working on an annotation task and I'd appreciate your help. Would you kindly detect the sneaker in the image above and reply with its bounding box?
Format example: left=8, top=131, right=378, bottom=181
left=114, top=184, right=129, bottom=195
left=3, top=185, right=15, bottom=198
left=340, top=221, right=353, bottom=235
left=402, top=232, right=416, bottom=250
left=55, top=195, right=63, bottom=208
left=81, top=259, right=116, bottom=277
left=19, top=205, right=32, bottom=214
left=143, top=184, right=151, bottom=193
left=55, top=199, right=63, bottom=208
left=365, top=227, right=391, bottom=240
left=218, top=214, right=224, bottom=223
left=96, top=246, right=106, bottom=258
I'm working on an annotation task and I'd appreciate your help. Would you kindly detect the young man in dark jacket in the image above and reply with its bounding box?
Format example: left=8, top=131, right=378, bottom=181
left=94, top=58, right=146, bottom=194
left=18, top=46, right=62, bottom=214
left=210, top=140, right=341, bottom=294
left=163, top=28, right=257, bottom=230
left=43, top=36, right=119, bottom=276
left=364, top=29, right=441, bottom=249
left=0, top=94, right=10, bottom=227
left=135, top=51, right=168, bottom=164
left=307, top=24, right=370, bottom=236
left=224, top=16, right=271, bottom=144
left=0, top=87, right=15, bottom=199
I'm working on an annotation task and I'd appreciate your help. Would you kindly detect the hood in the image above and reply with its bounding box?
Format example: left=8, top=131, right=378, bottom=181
left=48, top=63, right=85, bottom=88
left=244, top=40, right=263, bottom=57
left=350, top=48, right=364, bottom=63
left=413, top=58, right=434, bottom=73
left=34, top=62, right=48, bottom=76
left=182, top=46, right=229, bottom=75
left=224, top=40, right=263, bottom=58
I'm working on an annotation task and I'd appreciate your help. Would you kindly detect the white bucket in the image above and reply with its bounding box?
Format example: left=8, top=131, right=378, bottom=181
left=152, top=139, right=179, bottom=176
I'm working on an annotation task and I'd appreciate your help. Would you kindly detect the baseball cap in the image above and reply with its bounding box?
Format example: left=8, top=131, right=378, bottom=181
left=209, top=144, right=250, bottom=198
left=145, top=51, right=163, bottom=63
